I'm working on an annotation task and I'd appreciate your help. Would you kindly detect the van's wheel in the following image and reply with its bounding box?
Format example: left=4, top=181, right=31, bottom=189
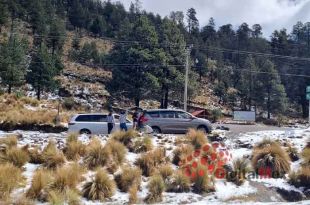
left=151, top=126, right=161, bottom=134
left=197, top=125, right=209, bottom=134
left=80, top=129, right=91, bottom=135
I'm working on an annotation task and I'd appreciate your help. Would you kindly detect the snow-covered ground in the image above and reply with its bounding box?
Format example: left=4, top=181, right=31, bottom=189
left=0, top=127, right=309, bottom=204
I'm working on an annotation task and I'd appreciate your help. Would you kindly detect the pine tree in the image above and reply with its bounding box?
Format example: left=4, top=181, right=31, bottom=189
left=0, top=0, right=9, bottom=32
left=27, top=44, right=60, bottom=100
left=0, top=34, right=28, bottom=93
left=108, top=15, right=160, bottom=106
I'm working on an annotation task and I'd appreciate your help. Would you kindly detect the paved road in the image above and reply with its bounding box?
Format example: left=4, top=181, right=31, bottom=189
left=216, top=123, right=291, bottom=137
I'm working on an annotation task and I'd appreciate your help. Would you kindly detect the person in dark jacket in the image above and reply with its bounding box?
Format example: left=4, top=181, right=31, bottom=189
left=107, top=111, right=115, bottom=134
left=132, top=108, right=139, bottom=130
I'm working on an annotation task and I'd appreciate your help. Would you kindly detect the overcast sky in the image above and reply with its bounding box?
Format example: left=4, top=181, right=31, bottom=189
left=111, top=0, right=310, bottom=37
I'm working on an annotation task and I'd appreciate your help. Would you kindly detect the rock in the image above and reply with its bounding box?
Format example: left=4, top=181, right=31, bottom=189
left=276, top=188, right=304, bottom=202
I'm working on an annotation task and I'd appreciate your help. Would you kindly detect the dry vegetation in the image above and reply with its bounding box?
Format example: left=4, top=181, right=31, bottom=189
left=82, top=169, right=116, bottom=201
left=144, top=175, right=166, bottom=204
left=42, top=141, right=66, bottom=169
left=288, top=166, right=310, bottom=188
left=0, top=163, right=24, bottom=199
left=252, top=139, right=291, bottom=178
left=166, top=171, right=191, bottom=193
left=186, top=129, right=208, bottom=149
left=132, top=136, right=153, bottom=153
left=112, top=130, right=139, bottom=148
left=227, top=158, right=252, bottom=186
left=172, top=144, right=194, bottom=165
left=84, top=138, right=110, bottom=169
left=115, top=166, right=142, bottom=192
left=135, top=148, right=168, bottom=176
left=0, top=94, right=70, bottom=126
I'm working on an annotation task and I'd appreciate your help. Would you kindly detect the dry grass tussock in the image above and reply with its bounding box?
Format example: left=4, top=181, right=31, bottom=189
left=191, top=164, right=215, bottom=194
left=166, top=171, right=191, bottom=193
left=26, top=169, right=52, bottom=201
left=227, top=158, right=252, bottom=186
left=172, top=144, right=194, bottom=165
left=156, top=164, right=174, bottom=181
left=114, top=166, right=142, bottom=192
left=112, top=130, right=139, bottom=147
left=0, top=146, right=30, bottom=167
left=252, top=140, right=291, bottom=177
left=12, top=196, right=35, bottom=205
left=128, top=184, right=138, bottom=204
left=63, top=134, right=86, bottom=161
left=49, top=163, right=85, bottom=192
left=105, top=139, right=127, bottom=165
left=301, top=146, right=310, bottom=166
left=0, top=163, right=24, bottom=199
left=144, top=175, right=165, bottom=204
left=132, top=136, right=153, bottom=153
left=42, top=141, right=66, bottom=169
left=135, top=148, right=167, bottom=176
left=288, top=166, right=310, bottom=188
left=82, top=169, right=116, bottom=201
left=84, top=138, right=110, bottom=169
left=0, top=135, right=18, bottom=148
left=28, top=146, right=44, bottom=164
left=186, top=129, right=208, bottom=149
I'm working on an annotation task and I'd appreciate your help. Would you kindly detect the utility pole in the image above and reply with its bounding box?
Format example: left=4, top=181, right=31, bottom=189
left=184, top=46, right=191, bottom=111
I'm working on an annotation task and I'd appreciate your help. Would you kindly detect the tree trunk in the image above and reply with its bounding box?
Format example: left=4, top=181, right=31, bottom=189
left=164, top=87, right=169, bottom=109
left=267, top=87, right=271, bottom=119
left=37, top=85, right=41, bottom=101
left=8, top=84, right=12, bottom=94
left=301, top=98, right=308, bottom=118
left=135, top=98, right=140, bottom=107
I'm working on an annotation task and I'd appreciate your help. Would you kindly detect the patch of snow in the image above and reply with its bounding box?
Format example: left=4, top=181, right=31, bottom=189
left=215, top=180, right=257, bottom=200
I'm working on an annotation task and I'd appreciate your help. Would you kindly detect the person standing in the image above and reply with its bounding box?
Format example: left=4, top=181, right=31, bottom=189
left=132, top=108, right=139, bottom=130
left=107, top=111, right=115, bottom=134
left=137, top=111, right=148, bottom=131
left=119, top=109, right=128, bottom=131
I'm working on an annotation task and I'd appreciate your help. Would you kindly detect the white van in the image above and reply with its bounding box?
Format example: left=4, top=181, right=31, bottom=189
left=68, top=113, right=152, bottom=135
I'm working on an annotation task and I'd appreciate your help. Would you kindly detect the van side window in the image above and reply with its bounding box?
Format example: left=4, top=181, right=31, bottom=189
left=93, top=115, right=107, bottom=122
left=160, top=111, right=176, bottom=118
left=176, top=112, right=192, bottom=119
left=75, top=115, right=92, bottom=122
left=147, top=111, right=160, bottom=118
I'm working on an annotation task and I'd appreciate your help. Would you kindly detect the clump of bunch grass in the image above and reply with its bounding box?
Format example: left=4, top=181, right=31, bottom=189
left=186, top=129, right=207, bottom=149
left=191, top=164, right=215, bottom=194
left=0, top=146, right=29, bottom=167
left=132, top=136, right=153, bottom=153
left=172, top=144, right=194, bottom=165
left=227, top=158, right=252, bottom=186
left=144, top=175, right=165, bottom=204
left=28, top=147, right=44, bottom=164
left=301, top=146, right=310, bottom=166
left=26, top=169, right=52, bottom=201
left=82, top=169, right=116, bottom=201
left=63, top=135, right=86, bottom=161
left=286, top=145, right=299, bottom=162
left=49, top=163, right=85, bottom=192
left=115, top=166, right=142, bottom=192
left=84, top=138, right=110, bottom=169
left=288, top=166, right=310, bottom=188
left=252, top=140, right=291, bottom=178
left=128, top=184, right=138, bottom=204
left=156, top=164, right=174, bottom=181
left=13, top=196, right=35, bottom=205
left=254, top=138, right=279, bottom=150
left=112, top=129, right=138, bottom=147
left=105, top=139, right=127, bottom=165
left=0, top=163, right=24, bottom=199
left=166, top=171, right=191, bottom=193
left=42, top=141, right=65, bottom=169
left=47, top=190, right=65, bottom=205
left=135, top=148, right=167, bottom=176
left=0, top=135, right=18, bottom=148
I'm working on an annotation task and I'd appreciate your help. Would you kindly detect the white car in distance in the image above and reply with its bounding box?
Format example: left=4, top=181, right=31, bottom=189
left=68, top=113, right=152, bottom=135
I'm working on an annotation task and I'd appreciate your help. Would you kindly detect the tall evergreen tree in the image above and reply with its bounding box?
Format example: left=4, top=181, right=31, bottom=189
left=27, top=44, right=60, bottom=100
left=0, top=34, right=28, bottom=93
